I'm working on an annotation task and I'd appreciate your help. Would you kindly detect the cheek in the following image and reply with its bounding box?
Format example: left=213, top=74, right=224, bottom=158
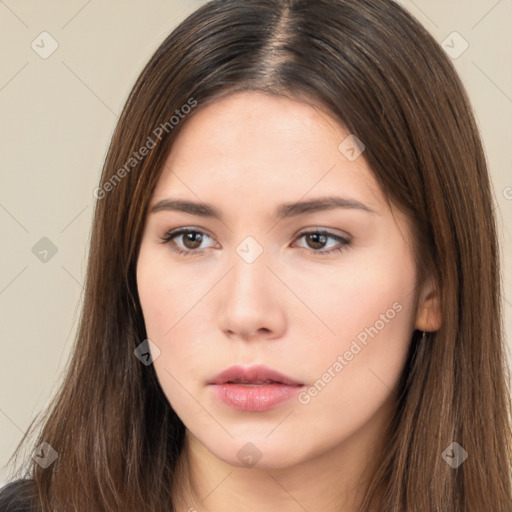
left=293, top=246, right=417, bottom=429
left=314, top=256, right=415, bottom=349
left=136, top=244, right=218, bottom=395
left=136, top=242, right=207, bottom=339
left=294, top=302, right=412, bottom=445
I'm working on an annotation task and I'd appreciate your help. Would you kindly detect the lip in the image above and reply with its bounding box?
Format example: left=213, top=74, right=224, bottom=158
left=208, top=365, right=305, bottom=412
left=208, top=364, right=304, bottom=387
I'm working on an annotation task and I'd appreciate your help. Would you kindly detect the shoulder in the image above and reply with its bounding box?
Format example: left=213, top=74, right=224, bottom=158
left=0, top=479, right=37, bottom=512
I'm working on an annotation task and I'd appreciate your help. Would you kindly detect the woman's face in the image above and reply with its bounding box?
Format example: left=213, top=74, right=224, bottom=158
left=136, top=91, right=432, bottom=471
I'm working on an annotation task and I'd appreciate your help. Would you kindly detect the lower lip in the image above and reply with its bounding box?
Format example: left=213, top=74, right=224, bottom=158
left=210, top=383, right=303, bottom=412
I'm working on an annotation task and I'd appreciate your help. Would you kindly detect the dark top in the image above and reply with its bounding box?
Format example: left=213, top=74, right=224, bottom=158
left=0, top=479, right=37, bottom=512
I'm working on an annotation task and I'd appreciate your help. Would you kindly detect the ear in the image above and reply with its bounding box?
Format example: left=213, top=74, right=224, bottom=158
left=415, top=275, right=442, bottom=332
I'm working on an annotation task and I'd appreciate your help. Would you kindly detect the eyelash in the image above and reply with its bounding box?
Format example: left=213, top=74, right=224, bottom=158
left=159, top=228, right=352, bottom=257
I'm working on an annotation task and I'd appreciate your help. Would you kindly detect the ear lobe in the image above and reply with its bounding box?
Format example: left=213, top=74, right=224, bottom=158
left=415, top=275, right=442, bottom=332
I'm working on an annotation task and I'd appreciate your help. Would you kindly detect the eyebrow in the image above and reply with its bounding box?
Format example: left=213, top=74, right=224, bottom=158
left=150, top=196, right=377, bottom=220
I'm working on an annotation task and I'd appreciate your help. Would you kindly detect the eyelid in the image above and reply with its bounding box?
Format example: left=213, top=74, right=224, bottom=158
left=294, top=228, right=351, bottom=243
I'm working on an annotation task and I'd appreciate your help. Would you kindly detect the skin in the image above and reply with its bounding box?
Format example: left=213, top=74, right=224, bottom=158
left=136, top=91, right=441, bottom=512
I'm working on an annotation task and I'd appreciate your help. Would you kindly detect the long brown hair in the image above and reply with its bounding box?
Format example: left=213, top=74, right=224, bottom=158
left=5, top=0, right=511, bottom=510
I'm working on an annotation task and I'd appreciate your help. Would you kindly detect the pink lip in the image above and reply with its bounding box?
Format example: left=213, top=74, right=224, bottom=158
left=208, top=364, right=304, bottom=386
left=208, top=365, right=304, bottom=412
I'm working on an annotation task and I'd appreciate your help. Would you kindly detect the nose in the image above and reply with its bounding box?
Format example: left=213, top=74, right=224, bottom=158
left=217, top=248, right=287, bottom=341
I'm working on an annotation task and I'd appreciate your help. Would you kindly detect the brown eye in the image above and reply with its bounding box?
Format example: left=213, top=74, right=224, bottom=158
left=159, top=228, right=215, bottom=256
left=294, top=230, right=351, bottom=255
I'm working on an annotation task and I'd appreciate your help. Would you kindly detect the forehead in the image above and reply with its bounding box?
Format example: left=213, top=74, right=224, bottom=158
left=152, top=91, right=383, bottom=213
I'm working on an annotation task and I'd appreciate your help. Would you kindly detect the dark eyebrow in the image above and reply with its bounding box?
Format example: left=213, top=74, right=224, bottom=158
left=150, top=196, right=377, bottom=220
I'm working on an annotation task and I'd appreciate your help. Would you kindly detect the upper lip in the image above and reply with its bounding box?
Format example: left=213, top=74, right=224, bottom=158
left=208, top=364, right=304, bottom=386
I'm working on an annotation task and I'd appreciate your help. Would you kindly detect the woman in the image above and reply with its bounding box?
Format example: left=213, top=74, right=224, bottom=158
left=1, top=0, right=510, bottom=510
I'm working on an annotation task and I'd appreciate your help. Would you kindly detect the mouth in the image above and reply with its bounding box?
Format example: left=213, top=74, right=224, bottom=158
left=208, top=365, right=305, bottom=412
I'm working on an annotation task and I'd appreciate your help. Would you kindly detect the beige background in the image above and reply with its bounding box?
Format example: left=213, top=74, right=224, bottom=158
left=1, top=0, right=511, bottom=486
